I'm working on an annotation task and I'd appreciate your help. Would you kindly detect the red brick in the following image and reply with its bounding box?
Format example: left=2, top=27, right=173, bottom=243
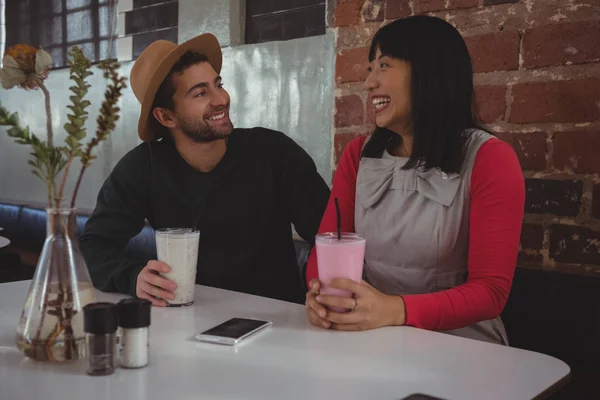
left=593, top=184, right=600, bottom=219
left=518, top=252, right=543, bottom=263
left=527, top=1, right=600, bottom=28
left=550, top=224, right=600, bottom=265
left=553, top=131, right=600, bottom=174
left=465, top=31, right=520, bottom=73
left=338, top=26, right=378, bottom=49
left=523, top=21, right=600, bottom=69
left=335, top=95, right=364, bottom=128
left=336, top=47, right=370, bottom=83
left=386, top=0, right=412, bottom=19
left=525, top=179, right=583, bottom=216
left=414, top=0, right=478, bottom=13
left=362, top=0, right=385, bottom=22
left=496, top=132, right=546, bottom=171
left=474, top=85, right=506, bottom=123
left=335, top=0, right=361, bottom=27
left=484, top=0, right=518, bottom=4
left=334, top=131, right=369, bottom=164
left=510, top=79, right=600, bottom=124
left=520, top=223, right=544, bottom=250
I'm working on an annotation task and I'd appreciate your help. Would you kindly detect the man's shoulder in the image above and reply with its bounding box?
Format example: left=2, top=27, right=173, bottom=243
left=111, top=141, right=154, bottom=176
left=232, top=127, right=287, bottom=143
left=231, top=127, right=299, bottom=152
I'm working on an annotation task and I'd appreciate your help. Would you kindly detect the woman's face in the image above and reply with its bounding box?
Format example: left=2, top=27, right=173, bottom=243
left=364, top=47, right=412, bottom=135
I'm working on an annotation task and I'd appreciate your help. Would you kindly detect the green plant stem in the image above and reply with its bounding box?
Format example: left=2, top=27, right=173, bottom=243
left=56, top=155, right=75, bottom=209
left=70, top=165, right=86, bottom=209
left=36, top=79, right=53, bottom=149
left=36, top=79, right=57, bottom=207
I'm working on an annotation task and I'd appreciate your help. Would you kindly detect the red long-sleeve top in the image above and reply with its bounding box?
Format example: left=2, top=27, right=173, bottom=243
left=306, top=136, right=525, bottom=331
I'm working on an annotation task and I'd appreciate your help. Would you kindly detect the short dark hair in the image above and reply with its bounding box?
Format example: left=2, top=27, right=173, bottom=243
left=152, top=51, right=210, bottom=111
left=362, top=16, right=486, bottom=174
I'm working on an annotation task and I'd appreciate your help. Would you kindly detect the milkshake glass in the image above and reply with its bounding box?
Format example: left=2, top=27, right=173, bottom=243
left=155, top=228, right=200, bottom=306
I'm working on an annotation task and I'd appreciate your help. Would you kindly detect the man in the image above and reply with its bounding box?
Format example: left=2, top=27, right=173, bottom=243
left=79, top=33, right=330, bottom=305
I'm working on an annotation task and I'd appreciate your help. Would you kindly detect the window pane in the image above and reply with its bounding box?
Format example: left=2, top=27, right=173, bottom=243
left=19, top=0, right=30, bottom=24
left=99, top=5, right=117, bottom=37
left=255, top=14, right=283, bottom=43
left=305, top=5, right=325, bottom=37
left=245, top=0, right=325, bottom=44
left=99, top=39, right=116, bottom=60
left=66, top=0, right=92, bottom=10
left=125, top=2, right=178, bottom=36
left=70, top=42, right=95, bottom=61
left=52, top=0, right=63, bottom=13
left=133, top=0, right=172, bottom=8
left=246, top=0, right=270, bottom=17
left=273, top=0, right=294, bottom=12
left=67, top=10, right=93, bottom=41
left=132, top=27, right=177, bottom=58
left=19, top=24, right=31, bottom=44
left=48, top=46, right=65, bottom=68
left=39, top=16, right=64, bottom=47
left=282, top=10, right=305, bottom=41
left=295, top=0, right=324, bottom=7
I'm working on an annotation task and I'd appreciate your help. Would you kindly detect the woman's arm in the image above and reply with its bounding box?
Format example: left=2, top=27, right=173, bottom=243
left=401, top=138, right=525, bottom=330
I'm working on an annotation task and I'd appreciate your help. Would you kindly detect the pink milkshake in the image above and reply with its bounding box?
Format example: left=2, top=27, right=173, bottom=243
left=316, top=232, right=366, bottom=312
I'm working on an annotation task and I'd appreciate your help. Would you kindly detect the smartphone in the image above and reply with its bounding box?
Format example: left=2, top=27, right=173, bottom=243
left=195, top=318, right=273, bottom=346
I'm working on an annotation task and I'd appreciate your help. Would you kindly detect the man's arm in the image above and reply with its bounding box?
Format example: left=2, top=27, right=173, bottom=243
left=79, top=144, right=152, bottom=296
left=275, top=133, right=330, bottom=244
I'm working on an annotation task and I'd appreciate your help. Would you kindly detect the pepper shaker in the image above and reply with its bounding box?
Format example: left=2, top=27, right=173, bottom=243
left=118, top=298, right=151, bottom=368
left=83, top=302, right=118, bottom=376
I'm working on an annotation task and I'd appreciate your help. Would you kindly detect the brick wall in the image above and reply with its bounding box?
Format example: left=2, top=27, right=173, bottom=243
left=332, top=0, right=600, bottom=275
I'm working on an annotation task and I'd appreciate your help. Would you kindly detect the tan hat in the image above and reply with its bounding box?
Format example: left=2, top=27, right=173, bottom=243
left=130, top=33, right=223, bottom=142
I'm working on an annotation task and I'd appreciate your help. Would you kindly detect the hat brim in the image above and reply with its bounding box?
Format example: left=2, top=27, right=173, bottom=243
left=137, top=33, right=223, bottom=142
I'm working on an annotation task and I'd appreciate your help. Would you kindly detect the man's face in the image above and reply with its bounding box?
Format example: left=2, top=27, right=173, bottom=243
left=169, top=62, right=233, bottom=142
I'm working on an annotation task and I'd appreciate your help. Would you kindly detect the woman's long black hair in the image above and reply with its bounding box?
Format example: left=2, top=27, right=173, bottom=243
left=361, top=15, right=486, bottom=174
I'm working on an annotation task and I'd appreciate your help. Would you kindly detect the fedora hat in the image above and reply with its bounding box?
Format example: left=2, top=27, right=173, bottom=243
left=130, top=33, right=223, bottom=142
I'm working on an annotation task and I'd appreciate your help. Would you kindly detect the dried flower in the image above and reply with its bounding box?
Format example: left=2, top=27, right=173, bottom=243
left=0, top=44, right=53, bottom=90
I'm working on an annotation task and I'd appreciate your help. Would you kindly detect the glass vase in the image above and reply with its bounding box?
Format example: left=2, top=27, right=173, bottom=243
left=16, top=208, right=96, bottom=362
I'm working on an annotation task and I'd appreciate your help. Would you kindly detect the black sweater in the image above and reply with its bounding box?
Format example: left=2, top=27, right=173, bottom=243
left=79, top=127, right=330, bottom=304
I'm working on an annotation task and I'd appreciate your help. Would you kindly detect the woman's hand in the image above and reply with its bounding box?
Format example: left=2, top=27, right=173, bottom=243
left=305, top=279, right=331, bottom=329
left=317, top=279, right=407, bottom=331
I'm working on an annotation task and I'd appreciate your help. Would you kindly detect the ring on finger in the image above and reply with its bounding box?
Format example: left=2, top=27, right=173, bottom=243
left=352, top=298, right=359, bottom=312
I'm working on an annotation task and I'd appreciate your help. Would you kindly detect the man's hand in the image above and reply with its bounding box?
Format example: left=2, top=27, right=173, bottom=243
left=135, top=260, right=177, bottom=307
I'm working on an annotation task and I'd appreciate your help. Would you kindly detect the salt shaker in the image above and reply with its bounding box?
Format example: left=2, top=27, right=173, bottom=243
left=83, top=302, right=118, bottom=376
left=118, top=298, right=151, bottom=368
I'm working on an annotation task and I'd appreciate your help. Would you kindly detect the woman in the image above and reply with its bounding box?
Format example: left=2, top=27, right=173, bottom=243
left=305, top=15, right=525, bottom=345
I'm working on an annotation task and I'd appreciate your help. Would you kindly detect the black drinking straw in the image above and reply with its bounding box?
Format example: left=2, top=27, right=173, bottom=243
left=334, top=197, right=341, bottom=241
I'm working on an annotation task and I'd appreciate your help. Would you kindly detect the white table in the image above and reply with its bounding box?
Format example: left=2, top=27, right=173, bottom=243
left=0, top=280, right=569, bottom=400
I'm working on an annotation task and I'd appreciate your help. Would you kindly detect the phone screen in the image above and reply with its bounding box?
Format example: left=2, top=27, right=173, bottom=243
left=200, top=318, right=270, bottom=339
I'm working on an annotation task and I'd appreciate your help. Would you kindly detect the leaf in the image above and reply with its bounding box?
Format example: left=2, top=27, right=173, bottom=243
left=64, top=124, right=76, bottom=135
left=31, top=170, right=46, bottom=183
left=74, top=130, right=86, bottom=140
left=65, top=135, right=79, bottom=149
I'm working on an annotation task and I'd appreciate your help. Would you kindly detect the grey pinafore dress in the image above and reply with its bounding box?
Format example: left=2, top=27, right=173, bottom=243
left=355, top=129, right=508, bottom=345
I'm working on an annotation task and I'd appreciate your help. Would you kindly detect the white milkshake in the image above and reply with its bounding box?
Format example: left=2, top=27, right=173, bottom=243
left=155, top=228, right=200, bottom=306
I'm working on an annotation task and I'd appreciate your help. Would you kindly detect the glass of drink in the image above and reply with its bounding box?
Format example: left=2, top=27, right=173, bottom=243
left=315, top=232, right=366, bottom=312
left=155, top=228, right=200, bottom=306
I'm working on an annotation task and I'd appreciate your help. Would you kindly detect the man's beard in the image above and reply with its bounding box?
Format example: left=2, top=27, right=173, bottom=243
left=176, top=111, right=233, bottom=143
